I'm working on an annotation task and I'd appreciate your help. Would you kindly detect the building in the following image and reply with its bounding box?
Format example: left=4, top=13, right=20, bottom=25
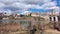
left=30, top=12, right=40, bottom=17
left=40, top=11, right=59, bottom=22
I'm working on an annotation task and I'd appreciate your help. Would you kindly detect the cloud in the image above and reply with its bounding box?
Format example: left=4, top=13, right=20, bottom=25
left=0, top=0, right=59, bottom=14
left=53, top=7, right=60, bottom=12
left=23, top=0, right=52, bottom=5
left=21, top=11, right=31, bottom=15
left=42, top=2, right=57, bottom=9
left=0, top=3, right=5, bottom=8
left=0, top=9, right=12, bottom=14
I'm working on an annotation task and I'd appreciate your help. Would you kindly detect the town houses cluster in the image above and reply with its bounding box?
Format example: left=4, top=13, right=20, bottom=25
left=0, top=11, right=60, bottom=22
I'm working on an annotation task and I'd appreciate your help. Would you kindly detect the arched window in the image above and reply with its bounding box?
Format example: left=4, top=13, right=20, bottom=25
left=57, top=16, right=60, bottom=21
left=49, top=17, right=52, bottom=21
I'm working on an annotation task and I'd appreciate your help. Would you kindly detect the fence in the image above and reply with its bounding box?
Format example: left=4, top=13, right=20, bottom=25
left=0, top=20, right=42, bottom=29
left=0, top=20, right=60, bottom=34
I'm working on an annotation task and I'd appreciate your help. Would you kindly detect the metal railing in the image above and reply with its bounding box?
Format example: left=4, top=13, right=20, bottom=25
left=0, top=20, right=60, bottom=34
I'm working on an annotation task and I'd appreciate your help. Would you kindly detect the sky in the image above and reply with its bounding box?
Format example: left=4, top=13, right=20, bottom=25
left=0, top=0, right=60, bottom=14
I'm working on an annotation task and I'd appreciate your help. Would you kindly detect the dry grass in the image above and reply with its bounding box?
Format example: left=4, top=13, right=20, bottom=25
left=0, top=23, right=22, bottom=31
left=0, top=23, right=29, bottom=34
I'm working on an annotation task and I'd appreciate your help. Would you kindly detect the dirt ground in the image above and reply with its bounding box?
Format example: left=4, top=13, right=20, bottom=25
left=0, top=30, right=29, bottom=34
left=0, top=29, right=60, bottom=34
left=35, top=29, right=60, bottom=34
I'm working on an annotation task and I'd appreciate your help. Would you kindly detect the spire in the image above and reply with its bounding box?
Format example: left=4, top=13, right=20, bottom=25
left=51, top=9, right=55, bottom=16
